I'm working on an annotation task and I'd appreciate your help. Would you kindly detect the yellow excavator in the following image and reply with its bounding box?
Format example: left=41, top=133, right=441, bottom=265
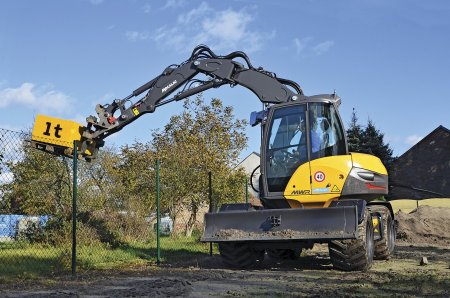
left=31, top=45, right=395, bottom=271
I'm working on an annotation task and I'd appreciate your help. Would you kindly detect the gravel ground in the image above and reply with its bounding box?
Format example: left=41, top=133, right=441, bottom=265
left=1, top=243, right=449, bottom=297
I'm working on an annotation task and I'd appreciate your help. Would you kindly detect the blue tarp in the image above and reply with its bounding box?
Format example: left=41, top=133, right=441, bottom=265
left=0, top=215, right=49, bottom=238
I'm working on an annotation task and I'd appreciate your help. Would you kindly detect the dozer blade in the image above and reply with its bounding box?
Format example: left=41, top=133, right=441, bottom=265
left=201, top=206, right=358, bottom=242
left=31, top=114, right=93, bottom=159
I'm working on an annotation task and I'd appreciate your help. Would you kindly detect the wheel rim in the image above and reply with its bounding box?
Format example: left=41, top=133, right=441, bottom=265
left=366, top=220, right=374, bottom=263
left=387, top=216, right=395, bottom=253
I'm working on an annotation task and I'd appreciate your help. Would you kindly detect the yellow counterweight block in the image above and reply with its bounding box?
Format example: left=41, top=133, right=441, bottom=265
left=340, top=153, right=388, bottom=199
left=31, top=114, right=87, bottom=156
left=350, top=153, right=387, bottom=176
left=284, top=155, right=353, bottom=208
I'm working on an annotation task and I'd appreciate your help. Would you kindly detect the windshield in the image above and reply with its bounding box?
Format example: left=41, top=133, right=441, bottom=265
left=266, top=105, right=307, bottom=192
left=309, top=102, right=347, bottom=158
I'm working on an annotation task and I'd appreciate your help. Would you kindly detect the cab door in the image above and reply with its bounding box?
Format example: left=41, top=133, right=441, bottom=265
left=262, top=103, right=311, bottom=200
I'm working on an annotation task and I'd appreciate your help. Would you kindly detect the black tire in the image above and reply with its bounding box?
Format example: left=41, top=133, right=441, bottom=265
left=370, top=205, right=395, bottom=260
left=328, top=208, right=375, bottom=271
left=218, top=242, right=264, bottom=269
left=267, top=248, right=301, bottom=260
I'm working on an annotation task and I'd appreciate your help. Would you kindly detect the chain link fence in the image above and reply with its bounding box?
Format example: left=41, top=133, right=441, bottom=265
left=0, top=127, right=250, bottom=277
left=0, top=128, right=69, bottom=276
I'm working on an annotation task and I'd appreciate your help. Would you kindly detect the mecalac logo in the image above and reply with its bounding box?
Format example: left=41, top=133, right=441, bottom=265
left=290, top=190, right=310, bottom=195
left=162, top=80, right=177, bottom=93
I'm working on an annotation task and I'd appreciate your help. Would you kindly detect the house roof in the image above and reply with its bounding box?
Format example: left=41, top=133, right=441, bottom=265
left=397, top=125, right=450, bottom=159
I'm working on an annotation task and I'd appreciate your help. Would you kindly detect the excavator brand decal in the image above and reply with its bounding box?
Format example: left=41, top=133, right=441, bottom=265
left=162, top=80, right=177, bottom=93
left=291, top=190, right=310, bottom=195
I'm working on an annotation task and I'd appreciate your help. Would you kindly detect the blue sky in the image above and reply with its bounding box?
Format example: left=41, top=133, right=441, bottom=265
left=1, top=0, right=449, bottom=159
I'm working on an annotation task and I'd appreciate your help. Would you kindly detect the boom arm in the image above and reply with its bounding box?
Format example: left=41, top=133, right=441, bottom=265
left=79, top=45, right=303, bottom=158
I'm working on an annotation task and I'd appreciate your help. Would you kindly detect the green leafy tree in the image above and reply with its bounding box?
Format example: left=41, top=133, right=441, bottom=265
left=151, top=96, right=248, bottom=236
left=361, top=119, right=395, bottom=170
left=346, top=108, right=364, bottom=153
left=76, top=145, right=155, bottom=243
left=1, top=145, right=71, bottom=215
left=346, top=109, right=395, bottom=170
left=113, top=142, right=156, bottom=214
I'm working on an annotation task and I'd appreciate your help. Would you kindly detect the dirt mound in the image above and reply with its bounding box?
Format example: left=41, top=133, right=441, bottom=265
left=395, top=205, right=450, bottom=247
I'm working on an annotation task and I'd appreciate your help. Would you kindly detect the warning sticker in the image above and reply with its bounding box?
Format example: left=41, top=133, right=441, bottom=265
left=331, top=185, right=340, bottom=193
left=314, top=171, right=325, bottom=182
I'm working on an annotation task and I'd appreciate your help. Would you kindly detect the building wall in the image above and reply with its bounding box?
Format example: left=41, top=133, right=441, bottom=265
left=237, top=152, right=260, bottom=199
left=390, top=127, right=450, bottom=199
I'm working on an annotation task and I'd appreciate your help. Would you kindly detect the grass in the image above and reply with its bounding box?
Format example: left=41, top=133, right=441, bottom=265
left=0, top=235, right=212, bottom=280
left=0, top=242, right=66, bottom=278
left=390, top=198, right=450, bottom=213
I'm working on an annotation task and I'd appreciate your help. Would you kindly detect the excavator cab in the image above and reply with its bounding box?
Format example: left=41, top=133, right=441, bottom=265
left=258, top=96, right=348, bottom=208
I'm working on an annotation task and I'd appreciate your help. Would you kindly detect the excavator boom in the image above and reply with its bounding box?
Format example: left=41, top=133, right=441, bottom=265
left=32, top=45, right=302, bottom=160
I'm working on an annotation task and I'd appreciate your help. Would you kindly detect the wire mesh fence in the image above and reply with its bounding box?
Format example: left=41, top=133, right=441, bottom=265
left=0, top=127, right=251, bottom=277
left=0, top=128, right=70, bottom=276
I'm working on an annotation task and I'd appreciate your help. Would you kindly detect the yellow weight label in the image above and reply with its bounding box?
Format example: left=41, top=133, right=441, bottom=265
left=32, top=114, right=84, bottom=148
left=132, top=107, right=140, bottom=116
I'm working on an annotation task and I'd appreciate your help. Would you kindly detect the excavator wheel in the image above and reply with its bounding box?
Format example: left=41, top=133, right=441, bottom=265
left=328, top=208, right=374, bottom=271
left=370, top=205, right=395, bottom=260
left=218, top=242, right=265, bottom=269
left=267, top=249, right=302, bottom=260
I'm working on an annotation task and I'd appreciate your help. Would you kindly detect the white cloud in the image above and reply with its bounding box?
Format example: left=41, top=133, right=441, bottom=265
left=293, top=38, right=334, bottom=56
left=294, top=37, right=312, bottom=54
left=312, top=40, right=335, bottom=55
left=152, top=3, right=272, bottom=53
left=126, top=31, right=150, bottom=42
left=143, top=3, right=152, bottom=14
left=405, top=135, right=423, bottom=146
left=0, top=123, right=26, bottom=132
left=163, top=0, right=185, bottom=9
left=177, top=2, right=211, bottom=25
left=0, top=83, right=72, bottom=114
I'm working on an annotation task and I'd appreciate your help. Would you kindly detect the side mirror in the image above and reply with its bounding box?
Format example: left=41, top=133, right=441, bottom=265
left=250, top=110, right=265, bottom=127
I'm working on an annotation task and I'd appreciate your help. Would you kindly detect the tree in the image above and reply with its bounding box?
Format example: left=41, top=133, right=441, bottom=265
left=360, top=120, right=395, bottom=171
left=151, top=96, right=248, bottom=236
left=1, top=145, right=72, bottom=215
left=346, top=109, right=395, bottom=171
left=76, top=146, right=153, bottom=244
left=346, top=108, right=364, bottom=153
left=112, top=142, right=156, bottom=214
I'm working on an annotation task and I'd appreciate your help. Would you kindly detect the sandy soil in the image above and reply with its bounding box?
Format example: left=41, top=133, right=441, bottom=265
left=1, top=206, right=449, bottom=297
left=396, top=206, right=450, bottom=247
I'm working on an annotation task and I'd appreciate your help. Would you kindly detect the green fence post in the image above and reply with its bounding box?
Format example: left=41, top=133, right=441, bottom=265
left=245, top=177, right=249, bottom=204
left=156, top=159, right=161, bottom=265
left=72, top=140, right=78, bottom=277
left=208, top=171, right=212, bottom=256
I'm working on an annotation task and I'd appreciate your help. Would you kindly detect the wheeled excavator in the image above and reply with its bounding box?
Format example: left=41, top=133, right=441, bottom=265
left=31, top=45, right=396, bottom=271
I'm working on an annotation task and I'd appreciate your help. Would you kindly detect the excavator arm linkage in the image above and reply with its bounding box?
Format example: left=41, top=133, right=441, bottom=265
left=32, top=45, right=302, bottom=160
